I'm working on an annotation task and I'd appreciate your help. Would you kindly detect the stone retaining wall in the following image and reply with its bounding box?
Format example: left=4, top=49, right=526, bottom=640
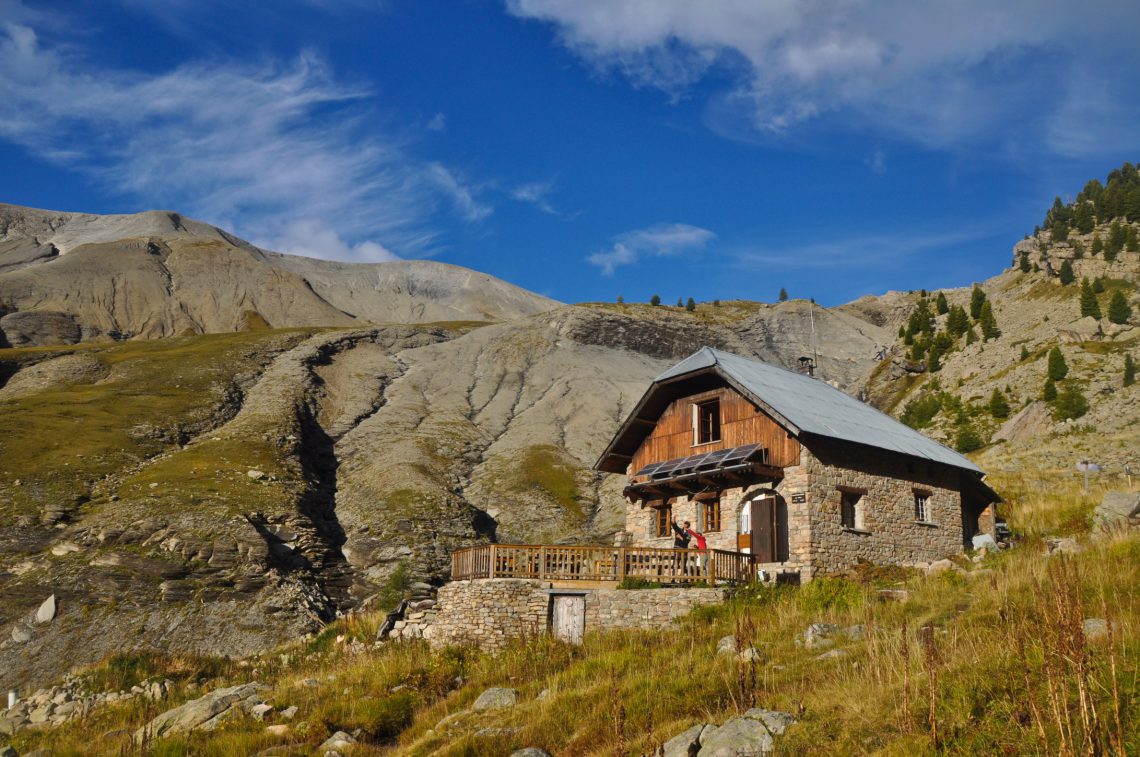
left=425, top=579, right=728, bottom=651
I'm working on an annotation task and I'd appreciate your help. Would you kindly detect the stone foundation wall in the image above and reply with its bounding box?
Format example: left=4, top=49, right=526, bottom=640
left=427, top=579, right=549, bottom=651
left=426, top=579, right=729, bottom=651
left=585, top=587, right=727, bottom=630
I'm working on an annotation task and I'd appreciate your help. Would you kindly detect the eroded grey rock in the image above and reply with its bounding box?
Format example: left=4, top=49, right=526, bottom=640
left=320, top=730, right=357, bottom=750
left=742, top=709, right=796, bottom=736
left=698, top=716, right=774, bottom=756
left=133, top=683, right=266, bottom=743
left=472, top=687, right=518, bottom=711
left=662, top=723, right=709, bottom=757
left=1083, top=618, right=1109, bottom=641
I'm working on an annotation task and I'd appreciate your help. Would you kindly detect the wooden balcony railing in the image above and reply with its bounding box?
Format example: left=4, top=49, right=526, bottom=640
left=451, top=544, right=756, bottom=585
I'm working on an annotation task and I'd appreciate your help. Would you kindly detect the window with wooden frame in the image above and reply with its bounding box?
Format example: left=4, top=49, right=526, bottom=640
left=701, top=497, right=722, bottom=532
left=913, top=489, right=932, bottom=523
left=839, top=486, right=867, bottom=531
left=693, top=399, right=722, bottom=445
left=654, top=504, right=672, bottom=538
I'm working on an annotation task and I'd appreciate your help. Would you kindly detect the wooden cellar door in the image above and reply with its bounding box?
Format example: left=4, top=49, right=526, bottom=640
left=551, top=594, right=585, bottom=645
left=750, top=497, right=777, bottom=562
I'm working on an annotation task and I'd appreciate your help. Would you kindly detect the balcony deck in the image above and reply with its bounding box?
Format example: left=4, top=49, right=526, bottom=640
left=450, top=544, right=756, bottom=587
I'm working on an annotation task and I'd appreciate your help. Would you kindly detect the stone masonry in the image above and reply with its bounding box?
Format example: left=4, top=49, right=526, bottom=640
left=426, top=579, right=727, bottom=651
left=624, top=436, right=971, bottom=581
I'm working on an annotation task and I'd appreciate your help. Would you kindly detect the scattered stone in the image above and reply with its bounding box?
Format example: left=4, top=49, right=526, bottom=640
left=926, top=559, right=956, bottom=574
left=320, top=731, right=357, bottom=751
left=699, top=715, right=774, bottom=756
left=877, top=588, right=909, bottom=602
left=743, top=709, right=796, bottom=736
left=1045, top=537, right=1083, bottom=555
left=50, top=542, right=81, bottom=556
left=661, top=723, right=709, bottom=757
left=815, top=649, right=849, bottom=661
left=266, top=724, right=290, bottom=737
left=510, top=750, right=551, bottom=757
left=796, top=623, right=838, bottom=649
left=133, top=683, right=266, bottom=743
left=739, top=647, right=765, bottom=663
left=843, top=625, right=865, bottom=641
left=279, top=706, right=298, bottom=720
left=716, top=635, right=737, bottom=656
left=472, top=687, right=518, bottom=711
left=971, top=534, right=999, bottom=551
left=301, top=679, right=319, bottom=688
left=247, top=470, right=266, bottom=480
left=251, top=703, right=274, bottom=720
left=1094, top=492, right=1140, bottom=530
left=1083, top=618, right=1109, bottom=642
left=10, top=625, right=31, bottom=644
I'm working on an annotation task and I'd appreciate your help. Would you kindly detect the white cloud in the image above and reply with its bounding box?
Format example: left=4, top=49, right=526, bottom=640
left=507, top=0, right=1140, bottom=156
left=734, top=229, right=993, bottom=270
left=0, top=22, right=490, bottom=262
left=588, top=222, right=715, bottom=275
left=425, top=112, right=447, bottom=132
left=259, top=218, right=399, bottom=262
left=509, top=180, right=559, bottom=215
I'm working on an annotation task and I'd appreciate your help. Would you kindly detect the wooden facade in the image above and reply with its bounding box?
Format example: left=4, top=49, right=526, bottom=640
left=628, top=386, right=800, bottom=477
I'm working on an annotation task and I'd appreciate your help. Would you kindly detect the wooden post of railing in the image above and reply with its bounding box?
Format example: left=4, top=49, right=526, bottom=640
left=489, top=544, right=498, bottom=578
left=708, top=551, right=716, bottom=585
left=539, top=546, right=547, bottom=580
left=617, top=547, right=627, bottom=583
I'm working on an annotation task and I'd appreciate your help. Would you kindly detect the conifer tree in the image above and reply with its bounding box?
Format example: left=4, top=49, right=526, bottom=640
left=988, top=388, right=1010, bottom=419
left=1126, top=226, right=1139, bottom=252
left=1020, top=345, right=1030, bottom=361
left=1043, top=377, right=1057, bottom=402
left=1074, top=201, right=1095, bottom=234
left=1058, top=260, right=1075, bottom=285
left=979, top=301, right=1001, bottom=340
left=1108, top=289, right=1132, bottom=324
left=1125, top=353, right=1136, bottom=387
left=898, top=325, right=905, bottom=339
left=1047, top=346, right=1068, bottom=380
left=1093, top=276, right=1105, bottom=293
left=935, top=291, right=948, bottom=314
left=966, top=327, right=978, bottom=345
left=676, top=297, right=684, bottom=307
left=1053, top=384, right=1089, bottom=421
left=1072, top=240, right=1085, bottom=259
left=1091, top=233, right=1104, bottom=257
left=1018, top=252, right=1031, bottom=272
left=955, top=425, right=984, bottom=453
left=616, top=294, right=624, bottom=304
left=947, top=305, right=969, bottom=338
left=650, top=294, right=661, bottom=306
left=1106, top=220, right=1124, bottom=261
left=1079, top=278, right=1102, bottom=319
left=778, top=287, right=788, bottom=302
left=685, top=297, right=696, bottom=312
left=969, top=286, right=986, bottom=319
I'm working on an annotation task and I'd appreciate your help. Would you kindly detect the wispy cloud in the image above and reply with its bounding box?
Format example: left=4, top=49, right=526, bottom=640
left=509, top=180, right=559, bottom=215
left=507, top=0, right=1140, bottom=157
left=425, top=112, right=447, bottom=132
left=588, top=222, right=715, bottom=275
left=734, top=229, right=992, bottom=270
left=0, top=21, right=490, bottom=262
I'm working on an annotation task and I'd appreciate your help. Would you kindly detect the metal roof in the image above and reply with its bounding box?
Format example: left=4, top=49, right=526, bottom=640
left=651, top=347, right=984, bottom=475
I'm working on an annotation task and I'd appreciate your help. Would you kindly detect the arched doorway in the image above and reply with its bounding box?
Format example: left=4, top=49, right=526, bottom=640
left=738, top=489, right=788, bottom=563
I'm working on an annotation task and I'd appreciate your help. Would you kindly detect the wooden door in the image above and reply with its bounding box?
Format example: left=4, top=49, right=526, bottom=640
left=750, top=498, right=776, bottom=562
left=551, top=595, right=585, bottom=645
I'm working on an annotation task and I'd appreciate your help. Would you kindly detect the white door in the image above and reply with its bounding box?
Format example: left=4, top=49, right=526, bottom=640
left=551, top=595, right=585, bottom=644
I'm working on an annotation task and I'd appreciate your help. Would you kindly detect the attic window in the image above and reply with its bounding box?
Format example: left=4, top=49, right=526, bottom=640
left=694, top=399, right=721, bottom=445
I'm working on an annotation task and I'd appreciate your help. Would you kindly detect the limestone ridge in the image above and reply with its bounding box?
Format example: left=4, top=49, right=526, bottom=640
left=0, top=203, right=559, bottom=345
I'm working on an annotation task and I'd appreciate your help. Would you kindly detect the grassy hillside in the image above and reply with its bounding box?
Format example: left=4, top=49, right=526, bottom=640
left=7, top=472, right=1137, bottom=756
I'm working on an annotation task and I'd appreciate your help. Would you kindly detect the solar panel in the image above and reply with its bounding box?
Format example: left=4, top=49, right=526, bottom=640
left=722, top=443, right=762, bottom=463
left=697, top=449, right=733, bottom=468
left=635, top=461, right=665, bottom=477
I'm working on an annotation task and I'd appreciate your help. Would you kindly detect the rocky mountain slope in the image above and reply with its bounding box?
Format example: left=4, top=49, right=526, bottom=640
left=1, top=174, right=1137, bottom=692
left=0, top=204, right=559, bottom=345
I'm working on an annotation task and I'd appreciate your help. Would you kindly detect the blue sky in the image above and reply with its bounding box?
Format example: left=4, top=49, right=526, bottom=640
left=2, top=1, right=1138, bottom=306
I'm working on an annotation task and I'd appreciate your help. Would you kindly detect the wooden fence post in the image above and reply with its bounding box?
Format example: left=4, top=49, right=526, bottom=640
left=539, top=546, right=547, bottom=580
left=490, top=544, right=498, bottom=578
left=709, top=551, right=717, bottom=585
left=617, top=547, right=627, bottom=583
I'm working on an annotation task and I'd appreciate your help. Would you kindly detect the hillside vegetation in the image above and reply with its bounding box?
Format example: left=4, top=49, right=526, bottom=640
left=5, top=472, right=1137, bottom=756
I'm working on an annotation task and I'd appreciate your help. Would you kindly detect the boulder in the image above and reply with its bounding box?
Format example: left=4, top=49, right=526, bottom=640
left=843, top=625, right=865, bottom=641
left=1045, top=537, right=1082, bottom=555
left=742, top=709, right=796, bottom=736
left=661, top=723, right=709, bottom=757
left=279, top=705, right=298, bottom=720
left=993, top=401, right=1054, bottom=444
left=716, top=636, right=737, bottom=656
left=472, top=687, right=518, bottom=711
left=133, top=683, right=265, bottom=743
left=877, top=588, right=909, bottom=602
left=265, top=724, right=290, bottom=737
left=739, top=647, right=765, bottom=663
left=1094, top=492, right=1140, bottom=530
left=698, top=716, right=774, bottom=756
left=971, top=534, right=999, bottom=551
left=34, top=595, right=57, bottom=624
left=320, top=731, right=357, bottom=751
left=927, top=559, right=956, bottom=574
left=1083, top=618, right=1109, bottom=642
left=796, top=623, right=838, bottom=649
left=510, top=750, right=552, bottom=757
left=10, top=625, right=31, bottom=644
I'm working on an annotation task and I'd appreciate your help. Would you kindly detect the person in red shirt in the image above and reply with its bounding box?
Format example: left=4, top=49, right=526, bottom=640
left=686, top=525, right=708, bottom=577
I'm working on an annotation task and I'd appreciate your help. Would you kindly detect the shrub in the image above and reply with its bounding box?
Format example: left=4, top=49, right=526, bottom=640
left=901, top=393, right=943, bottom=429
left=650, top=294, right=661, bottom=306
left=1052, top=384, right=1089, bottom=421
left=955, top=425, right=984, bottom=453
left=316, top=692, right=414, bottom=741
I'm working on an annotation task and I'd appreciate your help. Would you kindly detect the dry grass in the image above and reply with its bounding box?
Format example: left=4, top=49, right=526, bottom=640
left=9, top=474, right=1139, bottom=756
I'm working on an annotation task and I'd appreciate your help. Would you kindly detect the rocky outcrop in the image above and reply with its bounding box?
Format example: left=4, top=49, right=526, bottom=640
left=0, top=311, right=81, bottom=347
left=133, top=682, right=267, bottom=743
